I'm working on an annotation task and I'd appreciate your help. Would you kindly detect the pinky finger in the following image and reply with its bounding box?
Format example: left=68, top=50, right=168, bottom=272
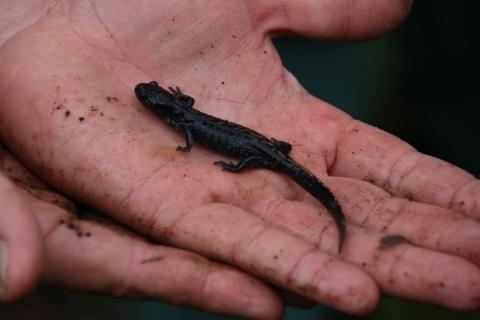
left=38, top=205, right=284, bottom=320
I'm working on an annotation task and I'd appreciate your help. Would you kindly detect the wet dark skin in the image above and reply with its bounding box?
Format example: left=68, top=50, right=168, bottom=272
left=135, top=81, right=346, bottom=253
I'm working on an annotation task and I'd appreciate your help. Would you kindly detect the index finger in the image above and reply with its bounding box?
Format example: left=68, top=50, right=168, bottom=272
left=331, top=121, right=480, bottom=218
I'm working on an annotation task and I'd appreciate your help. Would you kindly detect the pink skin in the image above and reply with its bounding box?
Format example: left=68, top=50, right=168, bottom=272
left=1, top=0, right=480, bottom=318
left=0, top=149, right=281, bottom=319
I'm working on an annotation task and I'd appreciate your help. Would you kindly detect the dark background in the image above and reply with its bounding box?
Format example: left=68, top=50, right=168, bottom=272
left=1, top=1, right=479, bottom=319
left=277, top=1, right=480, bottom=179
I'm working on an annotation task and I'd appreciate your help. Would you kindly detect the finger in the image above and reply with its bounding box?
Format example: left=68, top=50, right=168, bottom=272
left=248, top=192, right=480, bottom=310
left=337, top=176, right=480, bottom=266
left=0, top=172, right=42, bottom=302
left=137, top=202, right=379, bottom=315
left=332, top=121, right=480, bottom=218
left=255, top=0, right=412, bottom=40
left=29, top=199, right=284, bottom=320
left=347, top=230, right=480, bottom=311
left=1, top=146, right=285, bottom=320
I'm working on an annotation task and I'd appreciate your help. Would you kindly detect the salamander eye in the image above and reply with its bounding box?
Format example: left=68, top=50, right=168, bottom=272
left=149, top=81, right=158, bottom=87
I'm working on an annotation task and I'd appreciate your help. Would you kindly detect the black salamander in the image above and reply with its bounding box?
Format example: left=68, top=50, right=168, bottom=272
left=134, top=81, right=346, bottom=253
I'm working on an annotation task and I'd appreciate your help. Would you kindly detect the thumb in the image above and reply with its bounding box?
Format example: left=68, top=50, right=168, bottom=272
left=0, top=172, right=42, bottom=302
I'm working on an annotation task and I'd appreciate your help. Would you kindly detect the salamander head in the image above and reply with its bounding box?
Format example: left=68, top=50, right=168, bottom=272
left=135, top=81, right=175, bottom=110
left=135, top=81, right=187, bottom=126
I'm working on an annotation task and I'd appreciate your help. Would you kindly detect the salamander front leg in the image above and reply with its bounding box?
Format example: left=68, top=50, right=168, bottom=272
left=214, top=155, right=264, bottom=172
left=176, top=127, right=194, bottom=152
left=169, top=86, right=195, bottom=108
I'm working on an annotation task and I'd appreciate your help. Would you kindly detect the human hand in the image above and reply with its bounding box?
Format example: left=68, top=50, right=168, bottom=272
left=0, top=144, right=278, bottom=318
left=2, top=0, right=480, bottom=317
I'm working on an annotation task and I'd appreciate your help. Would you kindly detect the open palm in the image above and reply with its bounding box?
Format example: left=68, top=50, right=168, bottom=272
left=1, top=0, right=480, bottom=318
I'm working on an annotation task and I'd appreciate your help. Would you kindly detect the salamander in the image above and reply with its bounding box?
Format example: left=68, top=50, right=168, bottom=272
left=134, top=81, right=346, bottom=253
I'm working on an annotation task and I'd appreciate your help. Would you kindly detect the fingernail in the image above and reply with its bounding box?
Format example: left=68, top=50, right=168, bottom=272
left=0, top=240, right=7, bottom=294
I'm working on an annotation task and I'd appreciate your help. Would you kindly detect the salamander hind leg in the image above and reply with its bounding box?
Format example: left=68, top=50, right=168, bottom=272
left=214, top=160, right=239, bottom=171
left=214, top=155, right=264, bottom=172
left=272, top=138, right=292, bottom=154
